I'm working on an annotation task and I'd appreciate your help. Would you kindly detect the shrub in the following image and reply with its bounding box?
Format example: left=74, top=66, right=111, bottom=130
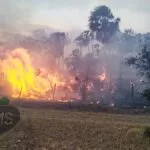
left=143, top=126, right=150, bottom=138
left=126, top=128, right=141, bottom=140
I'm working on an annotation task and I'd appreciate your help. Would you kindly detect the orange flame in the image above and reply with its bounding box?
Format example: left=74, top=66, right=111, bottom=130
left=0, top=48, right=108, bottom=101
left=0, top=48, right=65, bottom=99
left=98, top=72, right=106, bottom=81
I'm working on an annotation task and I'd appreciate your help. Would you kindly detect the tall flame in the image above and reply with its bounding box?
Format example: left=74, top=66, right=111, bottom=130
left=0, top=48, right=64, bottom=99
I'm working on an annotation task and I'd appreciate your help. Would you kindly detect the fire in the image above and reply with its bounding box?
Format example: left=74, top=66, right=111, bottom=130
left=0, top=48, right=64, bottom=99
left=98, top=72, right=106, bottom=81
left=0, top=48, right=108, bottom=101
left=97, top=66, right=107, bottom=81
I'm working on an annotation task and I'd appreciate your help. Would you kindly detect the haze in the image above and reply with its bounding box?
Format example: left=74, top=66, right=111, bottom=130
left=0, top=0, right=150, bottom=34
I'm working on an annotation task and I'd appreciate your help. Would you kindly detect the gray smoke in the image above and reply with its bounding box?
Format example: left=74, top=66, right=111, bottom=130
left=0, top=0, right=35, bottom=33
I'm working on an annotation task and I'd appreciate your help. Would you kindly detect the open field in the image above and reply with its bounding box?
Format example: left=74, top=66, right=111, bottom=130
left=0, top=108, right=150, bottom=150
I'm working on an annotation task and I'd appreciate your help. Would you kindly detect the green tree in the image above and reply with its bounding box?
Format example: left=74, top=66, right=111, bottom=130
left=126, top=45, right=150, bottom=101
left=89, top=5, right=120, bottom=43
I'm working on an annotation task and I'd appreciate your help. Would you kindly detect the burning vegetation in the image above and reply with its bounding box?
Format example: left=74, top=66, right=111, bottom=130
left=0, top=5, right=149, bottom=107
left=0, top=47, right=107, bottom=101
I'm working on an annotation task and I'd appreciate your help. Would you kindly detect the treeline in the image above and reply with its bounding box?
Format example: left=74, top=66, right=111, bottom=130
left=1, top=5, right=150, bottom=104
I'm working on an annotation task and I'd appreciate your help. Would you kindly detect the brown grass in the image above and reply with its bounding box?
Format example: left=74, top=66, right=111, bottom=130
left=0, top=108, right=150, bottom=150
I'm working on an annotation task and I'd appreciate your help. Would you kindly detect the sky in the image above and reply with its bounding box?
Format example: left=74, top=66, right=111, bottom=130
left=0, top=0, right=150, bottom=34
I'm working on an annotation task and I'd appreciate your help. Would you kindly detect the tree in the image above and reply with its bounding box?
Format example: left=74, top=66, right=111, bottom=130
left=65, top=49, right=106, bottom=102
left=50, top=32, right=69, bottom=67
left=118, top=29, right=137, bottom=54
left=75, top=30, right=93, bottom=54
left=127, top=45, right=150, bottom=79
left=65, top=49, right=82, bottom=73
left=89, top=5, right=120, bottom=43
left=126, top=45, right=150, bottom=101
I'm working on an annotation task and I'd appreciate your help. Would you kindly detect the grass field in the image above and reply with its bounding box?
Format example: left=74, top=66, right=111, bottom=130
left=0, top=108, right=150, bottom=150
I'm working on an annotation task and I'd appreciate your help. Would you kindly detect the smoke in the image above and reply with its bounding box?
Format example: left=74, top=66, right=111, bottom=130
left=0, top=0, right=35, bottom=33
left=0, top=0, right=89, bottom=34
left=0, top=0, right=146, bottom=103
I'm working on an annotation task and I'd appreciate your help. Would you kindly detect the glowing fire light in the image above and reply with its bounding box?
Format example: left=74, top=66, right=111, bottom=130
left=98, top=72, right=106, bottom=81
left=0, top=48, right=65, bottom=99
left=0, top=48, right=108, bottom=101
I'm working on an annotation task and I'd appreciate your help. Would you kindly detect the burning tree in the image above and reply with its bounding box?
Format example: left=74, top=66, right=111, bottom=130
left=65, top=49, right=107, bottom=102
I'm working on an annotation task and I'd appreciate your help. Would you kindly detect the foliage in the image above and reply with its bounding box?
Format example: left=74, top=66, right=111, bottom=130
left=65, top=49, right=82, bottom=73
left=65, top=51, right=105, bottom=101
left=142, top=88, right=150, bottom=101
left=89, top=5, right=120, bottom=43
left=143, top=126, right=150, bottom=138
left=75, top=30, right=92, bottom=47
left=126, top=45, right=150, bottom=101
left=118, top=29, right=137, bottom=53
left=126, top=45, right=150, bottom=79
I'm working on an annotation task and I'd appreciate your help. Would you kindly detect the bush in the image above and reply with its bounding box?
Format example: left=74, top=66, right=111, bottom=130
left=142, top=88, right=150, bottom=101
left=143, top=126, right=150, bottom=138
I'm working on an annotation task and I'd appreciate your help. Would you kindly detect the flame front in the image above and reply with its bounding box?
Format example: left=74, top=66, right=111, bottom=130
left=0, top=48, right=64, bottom=99
left=0, top=48, right=108, bottom=101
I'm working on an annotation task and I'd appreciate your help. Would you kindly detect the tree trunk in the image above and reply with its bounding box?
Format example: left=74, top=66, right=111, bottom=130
left=80, top=46, right=83, bottom=56
left=88, top=45, right=90, bottom=54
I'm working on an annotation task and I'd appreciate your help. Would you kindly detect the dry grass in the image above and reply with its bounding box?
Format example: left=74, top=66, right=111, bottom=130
left=0, top=108, right=150, bottom=150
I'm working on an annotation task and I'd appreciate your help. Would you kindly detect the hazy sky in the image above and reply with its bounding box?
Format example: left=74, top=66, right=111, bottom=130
left=0, top=0, right=150, bottom=33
